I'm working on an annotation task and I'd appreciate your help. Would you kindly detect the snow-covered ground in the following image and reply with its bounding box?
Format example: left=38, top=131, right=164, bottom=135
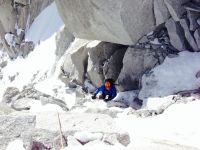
left=116, top=100, right=200, bottom=150
left=2, top=1, right=200, bottom=150
left=139, top=51, right=200, bottom=107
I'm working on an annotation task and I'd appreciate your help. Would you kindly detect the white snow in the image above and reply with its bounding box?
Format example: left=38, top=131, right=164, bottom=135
left=15, top=23, right=24, bottom=36
left=61, top=143, right=126, bottom=150
left=74, top=131, right=103, bottom=143
left=25, top=2, right=63, bottom=44
left=1, top=34, right=57, bottom=90
left=86, top=40, right=101, bottom=48
left=116, top=100, right=200, bottom=150
left=6, top=139, right=25, bottom=150
left=139, top=51, right=200, bottom=101
left=4, top=33, right=16, bottom=47
left=150, top=38, right=161, bottom=45
left=29, top=101, right=64, bottom=113
left=113, top=90, right=138, bottom=105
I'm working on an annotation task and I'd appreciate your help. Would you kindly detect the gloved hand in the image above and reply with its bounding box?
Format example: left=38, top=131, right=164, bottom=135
left=104, top=95, right=111, bottom=101
left=91, top=95, right=96, bottom=99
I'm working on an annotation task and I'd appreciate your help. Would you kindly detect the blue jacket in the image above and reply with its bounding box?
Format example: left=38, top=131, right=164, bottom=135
left=94, top=84, right=117, bottom=100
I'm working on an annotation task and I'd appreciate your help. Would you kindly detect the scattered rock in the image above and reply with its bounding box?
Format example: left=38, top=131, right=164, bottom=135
left=187, top=10, right=200, bottom=31
left=117, top=133, right=130, bottom=147
left=0, top=60, right=7, bottom=68
left=129, top=109, right=165, bottom=118
left=11, top=98, right=33, bottom=111
left=19, top=41, right=35, bottom=57
left=2, top=87, right=20, bottom=104
left=165, top=18, right=189, bottom=51
left=180, top=18, right=199, bottom=51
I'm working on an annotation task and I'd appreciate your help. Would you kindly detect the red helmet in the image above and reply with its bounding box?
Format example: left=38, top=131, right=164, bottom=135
left=105, top=81, right=111, bottom=89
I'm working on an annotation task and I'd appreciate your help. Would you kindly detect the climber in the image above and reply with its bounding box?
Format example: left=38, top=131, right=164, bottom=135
left=91, top=79, right=117, bottom=101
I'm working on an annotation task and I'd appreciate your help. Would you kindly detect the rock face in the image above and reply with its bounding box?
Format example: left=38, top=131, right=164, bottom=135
left=55, top=0, right=155, bottom=45
left=117, top=47, right=165, bottom=91
left=165, top=18, right=189, bottom=51
left=61, top=39, right=91, bottom=85
left=180, top=18, right=199, bottom=51
left=0, top=0, right=54, bottom=58
left=103, top=49, right=127, bottom=81
left=71, top=45, right=89, bottom=84
left=154, top=0, right=171, bottom=25
left=55, top=26, right=74, bottom=59
left=194, top=28, right=200, bottom=50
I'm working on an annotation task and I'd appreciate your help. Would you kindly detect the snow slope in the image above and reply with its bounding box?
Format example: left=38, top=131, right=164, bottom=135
left=139, top=51, right=200, bottom=100
left=116, top=100, right=200, bottom=150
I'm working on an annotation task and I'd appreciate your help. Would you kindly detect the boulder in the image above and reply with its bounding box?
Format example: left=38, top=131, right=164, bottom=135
left=87, top=41, right=127, bottom=87
left=2, top=87, right=20, bottom=104
left=0, top=0, right=17, bottom=34
left=154, top=0, right=171, bottom=25
left=194, top=28, right=200, bottom=50
left=55, top=26, right=74, bottom=59
left=103, top=48, right=127, bottom=81
left=55, top=0, right=155, bottom=45
left=19, top=41, right=35, bottom=57
left=164, top=0, right=190, bottom=21
left=11, top=98, right=34, bottom=111
left=117, top=47, right=165, bottom=91
left=61, top=39, right=90, bottom=85
left=180, top=18, right=199, bottom=51
left=71, top=45, right=89, bottom=84
left=165, top=18, right=189, bottom=51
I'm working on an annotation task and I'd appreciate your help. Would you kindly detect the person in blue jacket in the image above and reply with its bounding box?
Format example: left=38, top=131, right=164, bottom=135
left=91, top=79, right=117, bottom=101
